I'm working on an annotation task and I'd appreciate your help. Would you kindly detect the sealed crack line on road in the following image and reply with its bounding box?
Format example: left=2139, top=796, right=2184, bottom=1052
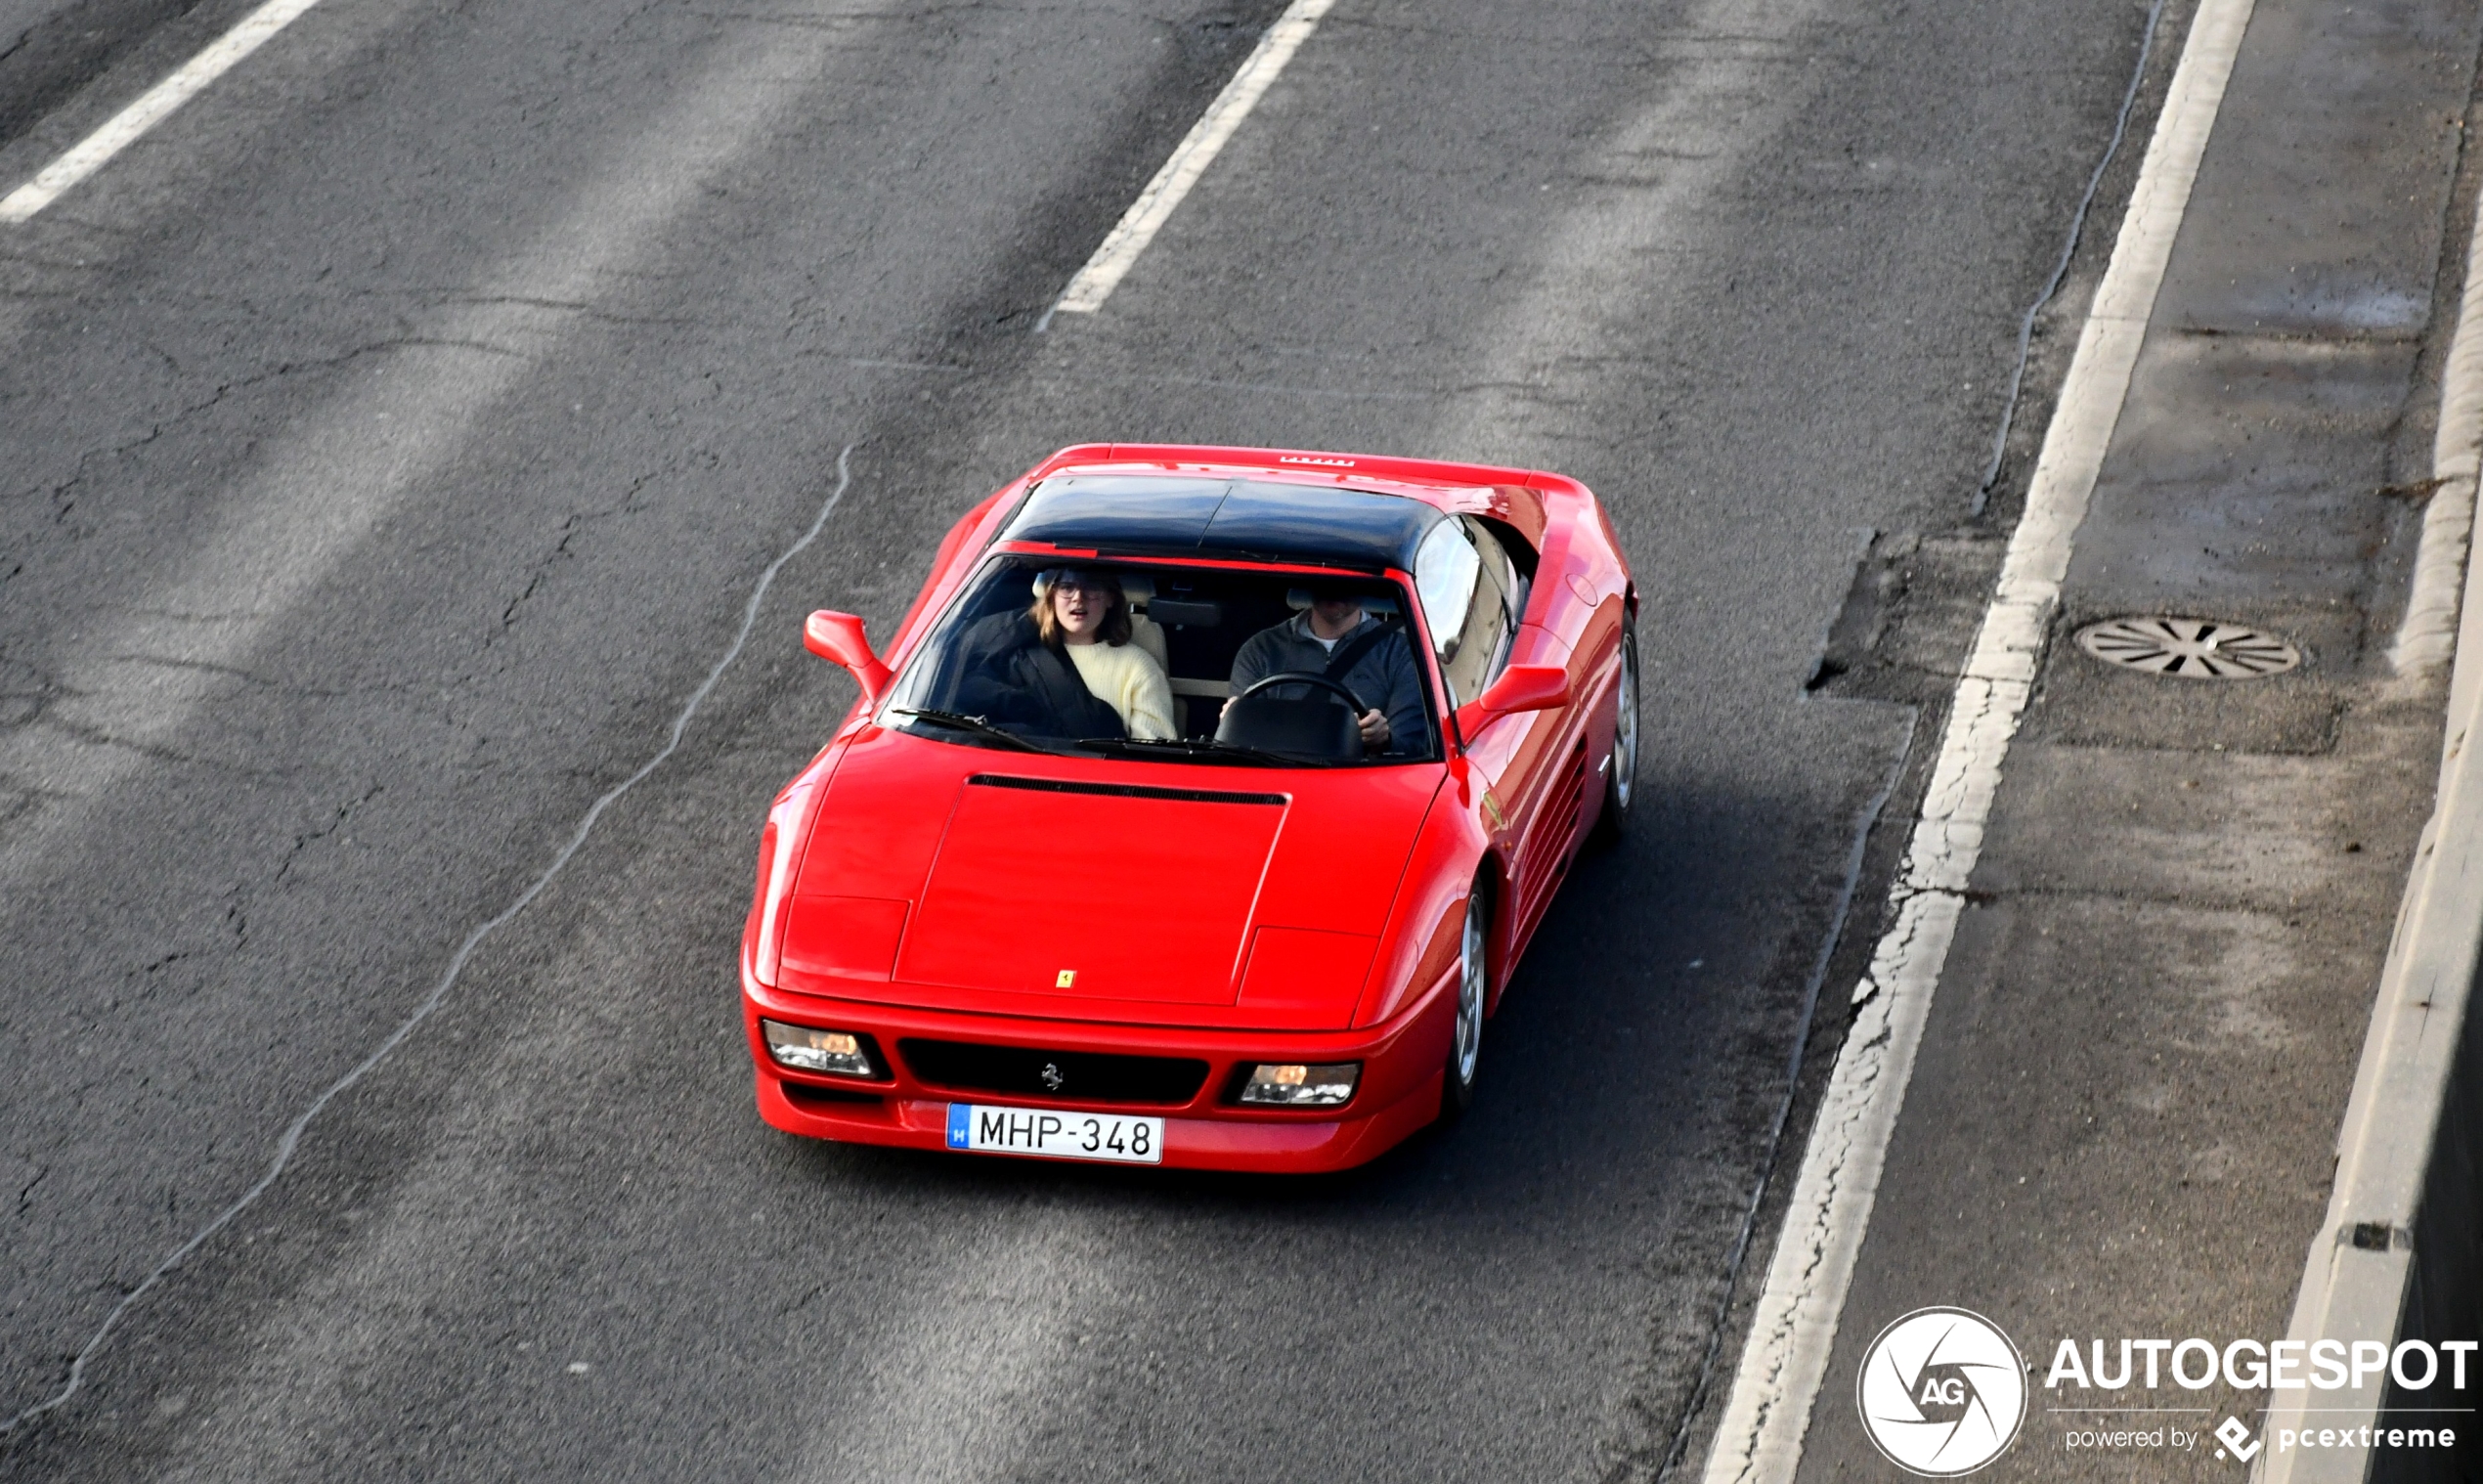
left=1655, top=5, right=2181, bottom=1470
left=0, top=443, right=860, bottom=1440
left=1974, top=0, right=2174, bottom=516
left=1644, top=722, right=1918, bottom=1483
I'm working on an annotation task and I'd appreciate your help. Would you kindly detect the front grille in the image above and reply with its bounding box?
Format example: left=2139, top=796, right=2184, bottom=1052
left=898, top=1039, right=1210, bottom=1105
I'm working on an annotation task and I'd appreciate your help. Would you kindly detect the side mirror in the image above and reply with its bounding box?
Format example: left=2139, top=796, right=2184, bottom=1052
left=805, top=610, right=893, bottom=702
left=1459, top=665, right=1571, bottom=733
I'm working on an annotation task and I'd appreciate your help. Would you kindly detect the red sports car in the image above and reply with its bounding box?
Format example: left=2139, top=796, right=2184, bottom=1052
left=740, top=444, right=1637, bottom=1172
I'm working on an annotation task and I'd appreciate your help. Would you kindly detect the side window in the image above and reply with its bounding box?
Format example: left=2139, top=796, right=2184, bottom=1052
left=1415, top=518, right=1519, bottom=708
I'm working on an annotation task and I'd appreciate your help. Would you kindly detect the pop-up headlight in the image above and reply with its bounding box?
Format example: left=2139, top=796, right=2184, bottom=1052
left=762, top=1021, right=881, bottom=1079
left=1239, top=1062, right=1360, bottom=1107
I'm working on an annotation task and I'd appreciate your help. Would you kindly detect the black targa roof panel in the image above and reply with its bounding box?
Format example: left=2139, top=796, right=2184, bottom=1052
left=1004, top=474, right=1444, bottom=571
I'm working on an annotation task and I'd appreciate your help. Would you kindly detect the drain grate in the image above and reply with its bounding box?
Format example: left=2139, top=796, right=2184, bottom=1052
left=2074, top=617, right=2301, bottom=679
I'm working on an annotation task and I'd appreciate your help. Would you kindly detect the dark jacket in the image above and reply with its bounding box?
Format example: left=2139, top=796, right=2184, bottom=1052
left=942, top=613, right=1127, bottom=740
left=1228, top=611, right=1430, bottom=756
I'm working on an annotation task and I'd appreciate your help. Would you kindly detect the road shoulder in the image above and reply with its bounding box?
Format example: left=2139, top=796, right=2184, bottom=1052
left=1691, top=0, right=2483, bottom=1475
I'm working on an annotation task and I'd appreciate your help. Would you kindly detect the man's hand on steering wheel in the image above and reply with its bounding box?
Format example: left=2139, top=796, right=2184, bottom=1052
left=1357, top=709, right=1389, bottom=748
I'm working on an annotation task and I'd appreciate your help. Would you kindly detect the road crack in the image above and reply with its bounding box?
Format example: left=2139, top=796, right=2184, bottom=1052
left=0, top=445, right=861, bottom=1441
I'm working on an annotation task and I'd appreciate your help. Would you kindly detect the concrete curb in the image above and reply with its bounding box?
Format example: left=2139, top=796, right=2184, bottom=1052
left=2394, top=183, right=2483, bottom=677
left=2258, top=188, right=2483, bottom=1483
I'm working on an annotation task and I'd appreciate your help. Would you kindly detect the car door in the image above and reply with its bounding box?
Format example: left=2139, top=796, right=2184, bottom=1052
left=1479, top=525, right=1596, bottom=943
left=1415, top=517, right=1578, bottom=955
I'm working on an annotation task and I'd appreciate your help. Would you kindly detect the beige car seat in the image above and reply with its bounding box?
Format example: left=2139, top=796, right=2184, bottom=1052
left=1119, top=574, right=1172, bottom=671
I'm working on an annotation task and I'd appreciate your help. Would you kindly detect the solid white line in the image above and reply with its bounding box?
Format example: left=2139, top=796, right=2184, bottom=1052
left=1038, top=0, right=1336, bottom=327
left=2392, top=185, right=2483, bottom=676
left=0, top=0, right=328, bottom=224
left=0, top=448, right=858, bottom=1438
left=1695, top=1, right=2259, bottom=1480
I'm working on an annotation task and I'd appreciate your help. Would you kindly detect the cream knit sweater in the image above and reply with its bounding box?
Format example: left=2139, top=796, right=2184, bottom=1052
left=1064, top=639, right=1178, bottom=740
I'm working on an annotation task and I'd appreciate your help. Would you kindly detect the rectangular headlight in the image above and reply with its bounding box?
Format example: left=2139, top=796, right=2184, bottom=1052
left=1239, top=1062, right=1360, bottom=1107
left=762, top=1021, right=880, bottom=1079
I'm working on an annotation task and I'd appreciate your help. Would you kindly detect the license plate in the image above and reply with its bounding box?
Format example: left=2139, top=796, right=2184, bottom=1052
left=945, top=1103, right=1164, bottom=1164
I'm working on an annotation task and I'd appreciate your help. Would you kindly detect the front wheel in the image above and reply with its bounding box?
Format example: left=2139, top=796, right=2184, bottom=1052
left=1589, top=620, right=1640, bottom=848
left=1441, top=879, right=1491, bottom=1120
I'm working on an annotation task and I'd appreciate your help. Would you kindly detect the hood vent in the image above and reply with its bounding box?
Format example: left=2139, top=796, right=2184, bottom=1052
left=967, top=774, right=1285, bottom=807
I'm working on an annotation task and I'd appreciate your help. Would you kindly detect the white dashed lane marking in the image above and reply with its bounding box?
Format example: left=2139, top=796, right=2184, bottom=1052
left=1, top=0, right=331, bottom=223
left=1039, top=0, right=1338, bottom=327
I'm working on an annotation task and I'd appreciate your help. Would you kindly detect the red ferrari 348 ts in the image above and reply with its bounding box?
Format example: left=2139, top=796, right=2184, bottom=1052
left=740, top=444, right=1637, bottom=1172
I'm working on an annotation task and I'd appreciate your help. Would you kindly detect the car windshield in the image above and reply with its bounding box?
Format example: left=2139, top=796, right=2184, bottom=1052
left=878, top=557, right=1442, bottom=765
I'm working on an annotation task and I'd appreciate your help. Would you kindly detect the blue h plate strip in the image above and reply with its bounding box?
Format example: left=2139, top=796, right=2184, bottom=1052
left=945, top=1103, right=972, bottom=1150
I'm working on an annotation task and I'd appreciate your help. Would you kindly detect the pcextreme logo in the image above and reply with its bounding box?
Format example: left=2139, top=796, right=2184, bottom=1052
left=1856, top=1308, right=2029, bottom=1476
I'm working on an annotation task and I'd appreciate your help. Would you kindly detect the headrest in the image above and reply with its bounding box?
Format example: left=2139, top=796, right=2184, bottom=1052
left=1149, top=598, right=1222, bottom=628
left=1285, top=588, right=1398, bottom=618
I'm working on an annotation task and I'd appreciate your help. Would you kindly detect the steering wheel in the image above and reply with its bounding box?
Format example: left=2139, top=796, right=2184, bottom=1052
left=1234, top=671, right=1367, bottom=715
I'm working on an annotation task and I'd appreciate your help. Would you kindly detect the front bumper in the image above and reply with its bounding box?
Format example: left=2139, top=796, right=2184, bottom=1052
left=741, top=968, right=1456, bottom=1174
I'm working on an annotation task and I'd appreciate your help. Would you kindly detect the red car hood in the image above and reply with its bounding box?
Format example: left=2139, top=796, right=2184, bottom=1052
left=777, top=728, right=1444, bottom=1027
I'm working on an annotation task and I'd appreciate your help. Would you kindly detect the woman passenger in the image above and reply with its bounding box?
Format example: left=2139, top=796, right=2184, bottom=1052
left=1032, top=569, right=1177, bottom=741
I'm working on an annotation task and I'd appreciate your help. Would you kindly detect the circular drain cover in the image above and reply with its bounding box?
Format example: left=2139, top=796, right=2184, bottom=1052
left=2074, top=616, right=2301, bottom=678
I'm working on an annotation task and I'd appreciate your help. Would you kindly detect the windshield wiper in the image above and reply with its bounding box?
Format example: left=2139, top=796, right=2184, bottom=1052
left=887, top=709, right=1067, bottom=755
left=1074, top=736, right=1326, bottom=768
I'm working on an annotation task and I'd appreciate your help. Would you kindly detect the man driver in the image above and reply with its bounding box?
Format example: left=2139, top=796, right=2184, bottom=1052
left=1226, top=587, right=1428, bottom=755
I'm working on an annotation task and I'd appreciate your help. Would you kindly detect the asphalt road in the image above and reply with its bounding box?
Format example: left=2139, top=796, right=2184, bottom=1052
left=0, top=0, right=2165, bottom=1477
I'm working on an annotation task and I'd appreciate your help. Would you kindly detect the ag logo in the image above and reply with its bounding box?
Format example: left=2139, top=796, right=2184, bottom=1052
left=1855, top=1307, right=2027, bottom=1476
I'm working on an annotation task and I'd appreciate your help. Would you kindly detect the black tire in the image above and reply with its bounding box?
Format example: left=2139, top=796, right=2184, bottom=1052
left=1588, top=620, right=1640, bottom=849
left=1440, top=877, right=1491, bottom=1121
